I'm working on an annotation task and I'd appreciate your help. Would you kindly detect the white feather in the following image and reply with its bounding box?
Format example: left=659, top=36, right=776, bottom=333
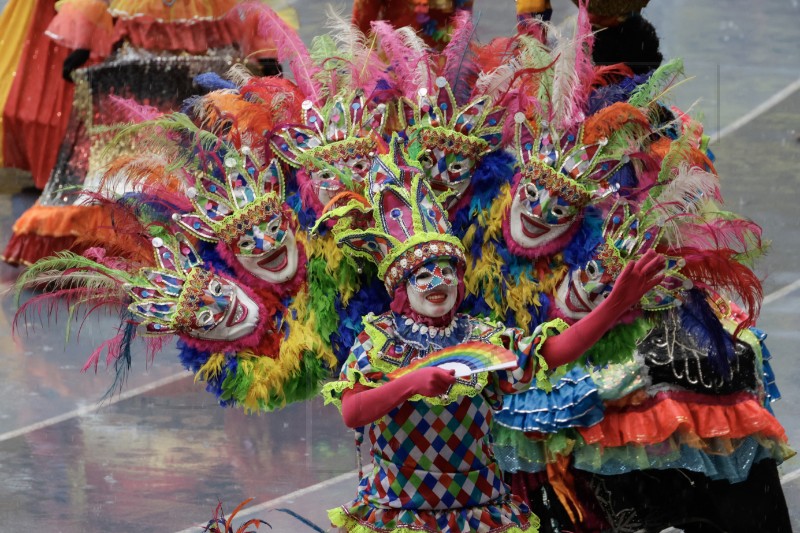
left=226, top=64, right=253, bottom=88
left=548, top=17, right=585, bottom=129
left=654, top=163, right=721, bottom=214
left=474, top=59, right=521, bottom=99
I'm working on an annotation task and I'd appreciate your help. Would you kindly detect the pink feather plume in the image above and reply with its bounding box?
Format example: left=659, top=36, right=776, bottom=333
left=109, top=95, right=163, bottom=123
left=441, top=10, right=477, bottom=104
left=371, top=20, right=427, bottom=99
left=239, top=2, right=324, bottom=105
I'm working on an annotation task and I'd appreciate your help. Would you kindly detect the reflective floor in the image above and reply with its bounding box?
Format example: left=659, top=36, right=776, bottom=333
left=0, top=0, right=798, bottom=531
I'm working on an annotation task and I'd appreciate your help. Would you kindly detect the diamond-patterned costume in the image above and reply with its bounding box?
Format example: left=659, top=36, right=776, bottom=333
left=322, top=311, right=567, bottom=532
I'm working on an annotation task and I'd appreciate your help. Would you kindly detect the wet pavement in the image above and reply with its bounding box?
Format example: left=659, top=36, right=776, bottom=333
left=0, top=0, right=799, bottom=531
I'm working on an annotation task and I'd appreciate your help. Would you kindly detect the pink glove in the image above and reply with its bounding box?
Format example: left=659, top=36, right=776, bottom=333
left=541, top=249, right=666, bottom=368
left=340, top=367, right=456, bottom=428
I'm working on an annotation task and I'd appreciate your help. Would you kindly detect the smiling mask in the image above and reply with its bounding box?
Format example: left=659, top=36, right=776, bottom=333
left=174, top=146, right=300, bottom=287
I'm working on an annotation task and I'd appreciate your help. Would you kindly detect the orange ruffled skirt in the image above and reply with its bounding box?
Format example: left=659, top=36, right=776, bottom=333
left=579, top=391, right=787, bottom=448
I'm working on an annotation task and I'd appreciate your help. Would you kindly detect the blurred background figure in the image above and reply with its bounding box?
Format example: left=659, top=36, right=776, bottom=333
left=583, top=0, right=662, bottom=74
left=516, top=0, right=661, bottom=75
left=0, top=0, right=75, bottom=191
left=353, top=0, right=473, bottom=49
left=1, top=0, right=297, bottom=267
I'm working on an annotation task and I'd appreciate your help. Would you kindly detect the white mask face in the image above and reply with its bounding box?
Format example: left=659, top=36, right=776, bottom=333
left=405, top=259, right=459, bottom=318
left=417, top=148, right=475, bottom=210
left=309, top=167, right=345, bottom=206
left=236, top=230, right=299, bottom=284
left=186, top=279, right=261, bottom=341
left=508, top=180, right=580, bottom=249
left=554, top=260, right=613, bottom=320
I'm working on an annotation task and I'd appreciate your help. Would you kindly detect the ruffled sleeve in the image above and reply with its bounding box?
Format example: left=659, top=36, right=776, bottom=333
left=483, top=318, right=569, bottom=407
left=320, top=331, right=387, bottom=411
left=47, top=0, right=114, bottom=57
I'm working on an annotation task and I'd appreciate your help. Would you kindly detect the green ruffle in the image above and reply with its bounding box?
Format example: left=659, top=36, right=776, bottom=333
left=320, top=368, right=381, bottom=411
left=492, top=424, right=576, bottom=466
left=328, top=505, right=539, bottom=533
left=531, top=318, right=570, bottom=392
left=580, top=317, right=652, bottom=367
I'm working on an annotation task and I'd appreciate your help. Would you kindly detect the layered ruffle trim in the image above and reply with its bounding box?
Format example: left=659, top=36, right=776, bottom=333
left=573, top=435, right=795, bottom=484
left=493, top=427, right=795, bottom=484
left=48, top=0, right=270, bottom=55
left=3, top=204, right=113, bottom=266
left=192, top=349, right=329, bottom=413
left=752, top=326, right=782, bottom=406
left=114, top=17, right=241, bottom=54
left=107, top=0, right=238, bottom=22
left=2, top=234, right=77, bottom=267
left=328, top=497, right=538, bottom=533
left=494, top=366, right=604, bottom=433
left=578, top=391, right=788, bottom=447
left=492, top=427, right=574, bottom=474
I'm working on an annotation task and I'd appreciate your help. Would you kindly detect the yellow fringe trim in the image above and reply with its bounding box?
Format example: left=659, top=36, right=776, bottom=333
left=195, top=286, right=336, bottom=413
left=282, top=284, right=338, bottom=369
left=328, top=507, right=539, bottom=533
left=463, top=184, right=567, bottom=334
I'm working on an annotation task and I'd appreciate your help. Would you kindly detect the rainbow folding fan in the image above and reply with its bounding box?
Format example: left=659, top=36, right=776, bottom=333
left=389, top=342, right=519, bottom=378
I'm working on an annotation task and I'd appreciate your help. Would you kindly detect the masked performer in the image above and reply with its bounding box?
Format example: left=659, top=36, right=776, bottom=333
left=316, top=139, right=664, bottom=532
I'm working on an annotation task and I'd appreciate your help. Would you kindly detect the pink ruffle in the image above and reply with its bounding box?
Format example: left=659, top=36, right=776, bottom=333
left=46, top=0, right=115, bottom=56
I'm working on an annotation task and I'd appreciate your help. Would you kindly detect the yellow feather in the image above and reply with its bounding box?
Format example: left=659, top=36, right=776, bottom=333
left=300, top=231, right=356, bottom=303
left=463, top=184, right=571, bottom=334
left=195, top=353, right=227, bottom=383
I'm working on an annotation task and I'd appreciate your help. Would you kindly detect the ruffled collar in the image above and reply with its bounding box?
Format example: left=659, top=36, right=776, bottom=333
left=391, top=312, right=471, bottom=352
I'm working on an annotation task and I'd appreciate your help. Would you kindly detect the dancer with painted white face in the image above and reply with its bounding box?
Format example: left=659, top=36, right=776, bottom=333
left=405, top=258, right=459, bottom=318
left=316, top=145, right=664, bottom=532
left=399, top=79, right=504, bottom=212
left=503, top=112, right=643, bottom=260
left=229, top=219, right=299, bottom=285
left=15, top=231, right=275, bottom=354
left=271, top=95, right=387, bottom=219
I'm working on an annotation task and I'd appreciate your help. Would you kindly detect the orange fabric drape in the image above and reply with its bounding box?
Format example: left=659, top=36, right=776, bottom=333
left=2, top=0, right=74, bottom=188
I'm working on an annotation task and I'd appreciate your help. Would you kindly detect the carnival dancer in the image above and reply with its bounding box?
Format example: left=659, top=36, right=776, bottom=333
left=316, top=138, right=664, bottom=532
left=14, top=231, right=282, bottom=391
left=489, top=58, right=793, bottom=532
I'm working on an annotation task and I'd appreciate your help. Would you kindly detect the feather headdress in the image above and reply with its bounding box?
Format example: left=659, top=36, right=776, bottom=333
left=314, top=135, right=465, bottom=293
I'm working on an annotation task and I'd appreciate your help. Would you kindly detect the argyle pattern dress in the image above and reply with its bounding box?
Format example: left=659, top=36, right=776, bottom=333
left=322, top=311, right=567, bottom=532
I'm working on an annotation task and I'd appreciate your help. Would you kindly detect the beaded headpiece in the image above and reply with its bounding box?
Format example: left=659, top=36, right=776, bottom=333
left=513, top=112, right=627, bottom=207
left=315, top=137, right=466, bottom=293
left=270, top=92, right=387, bottom=177
left=125, top=234, right=248, bottom=336
left=173, top=146, right=287, bottom=249
left=599, top=203, right=690, bottom=310
left=400, top=77, right=505, bottom=203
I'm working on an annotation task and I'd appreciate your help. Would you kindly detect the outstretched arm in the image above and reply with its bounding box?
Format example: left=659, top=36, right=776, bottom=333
left=540, top=249, right=665, bottom=368
left=340, top=367, right=456, bottom=428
